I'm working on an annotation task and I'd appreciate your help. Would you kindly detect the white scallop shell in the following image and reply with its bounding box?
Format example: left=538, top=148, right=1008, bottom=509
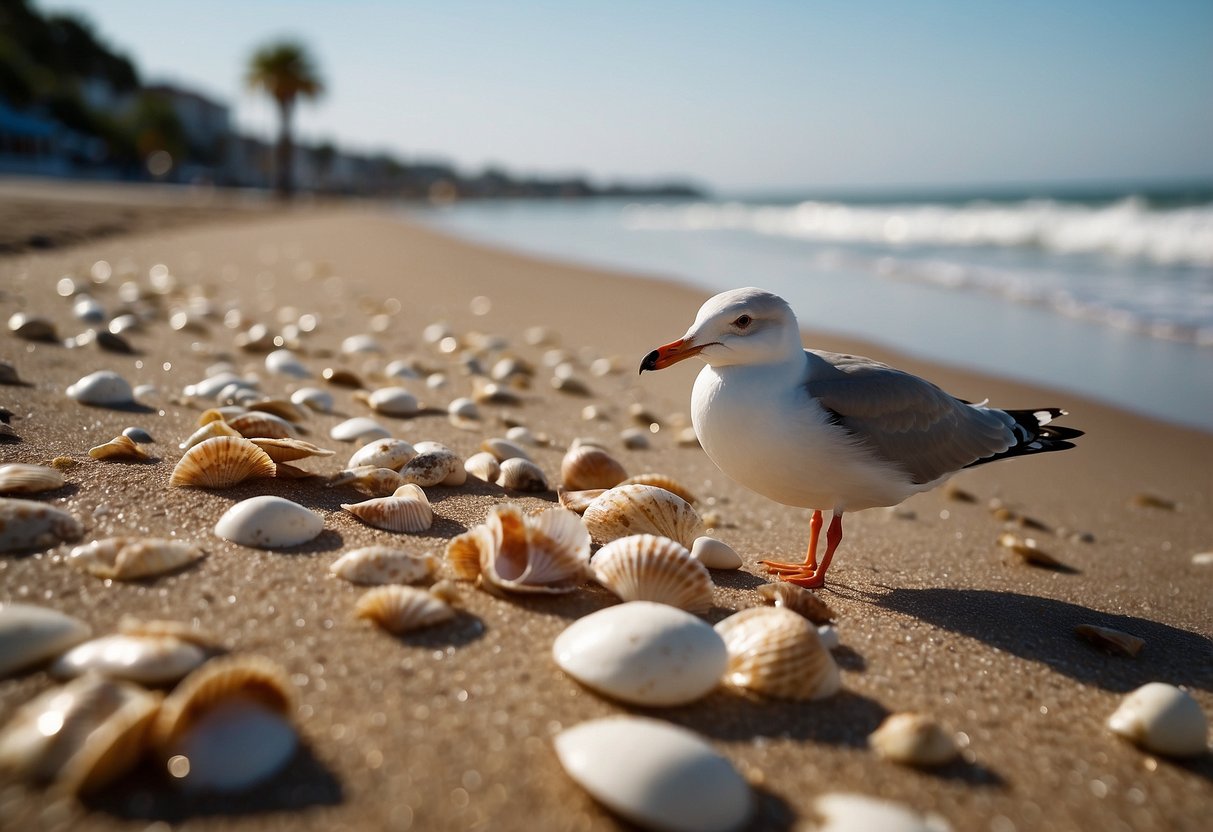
left=868, top=713, right=959, bottom=766
left=330, top=546, right=438, bottom=585
left=0, top=498, right=84, bottom=554
left=496, top=457, right=548, bottom=491
left=68, top=537, right=204, bottom=580
left=330, top=416, right=391, bottom=442
left=51, top=634, right=207, bottom=685
left=170, top=436, right=277, bottom=488
left=1107, top=682, right=1209, bottom=758
left=713, top=606, right=840, bottom=700
left=813, top=794, right=953, bottom=832
left=365, top=386, right=418, bottom=416
left=463, top=451, right=501, bottom=482
left=554, top=717, right=752, bottom=832
left=592, top=535, right=714, bottom=614
left=290, top=386, right=333, bottom=413
left=690, top=536, right=742, bottom=570
left=66, top=371, right=134, bottom=406
left=355, top=585, right=454, bottom=633
left=341, top=484, right=433, bottom=533
left=582, top=484, right=706, bottom=548
left=553, top=601, right=727, bottom=706
left=349, top=438, right=417, bottom=470
left=561, top=444, right=627, bottom=491
left=214, top=496, right=324, bottom=548
left=445, top=504, right=590, bottom=594
left=264, top=348, right=311, bottom=378
left=0, top=603, right=91, bottom=677
left=0, top=464, right=65, bottom=494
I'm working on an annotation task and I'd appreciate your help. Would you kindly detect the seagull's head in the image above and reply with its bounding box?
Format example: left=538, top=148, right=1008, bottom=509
left=640, top=287, right=801, bottom=372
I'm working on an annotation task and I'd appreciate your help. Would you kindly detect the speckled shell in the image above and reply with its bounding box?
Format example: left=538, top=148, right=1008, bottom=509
left=226, top=411, right=296, bottom=440
left=68, top=537, right=204, bottom=580
left=330, top=546, right=438, bottom=585
left=248, top=438, right=334, bottom=463
left=591, top=535, right=714, bottom=614
left=496, top=457, right=549, bottom=491
left=214, top=496, right=323, bottom=548
left=178, top=419, right=241, bottom=451
left=582, top=484, right=706, bottom=549
left=463, top=451, right=501, bottom=482
left=868, top=713, right=959, bottom=766
left=561, top=444, right=628, bottom=491
left=755, top=582, right=836, bottom=624
left=88, top=434, right=150, bottom=461
left=0, top=464, right=65, bottom=494
left=50, top=634, right=207, bottom=686
left=348, top=438, right=416, bottom=470
left=355, top=585, right=454, bottom=634
left=713, top=606, right=840, bottom=701
left=341, top=484, right=433, bottom=533
left=327, top=466, right=405, bottom=497
left=400, top=450, right=464, bottom=487
left=0, top=498, right=84, bottom=554
left=446, top=504, right=590, bottom=594
left=0, top=603, right=92, bottom=677
left=618, top=474, right=698, bottom=504
left=170, top=436, right=277, bottom=488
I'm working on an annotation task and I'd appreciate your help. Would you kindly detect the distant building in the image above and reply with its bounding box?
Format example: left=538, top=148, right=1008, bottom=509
left=0, top=99, right=97, bottom=176
left=143, top=83, right=230, bottom=166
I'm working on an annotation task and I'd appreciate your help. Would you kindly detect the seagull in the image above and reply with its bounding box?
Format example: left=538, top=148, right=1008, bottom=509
left=639, top=287, right=1083, bottom=588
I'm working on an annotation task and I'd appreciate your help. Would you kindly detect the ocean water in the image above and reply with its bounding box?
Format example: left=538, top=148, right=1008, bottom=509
left=404, top=187, right=1213, bottom=432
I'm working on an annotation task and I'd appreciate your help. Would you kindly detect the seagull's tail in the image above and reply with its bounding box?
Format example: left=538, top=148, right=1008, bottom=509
left=965, top=407, right=1085, bottom=469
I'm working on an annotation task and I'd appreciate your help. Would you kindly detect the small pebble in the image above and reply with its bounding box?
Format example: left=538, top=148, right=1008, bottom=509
left=122, top=427, right=155, bottom=444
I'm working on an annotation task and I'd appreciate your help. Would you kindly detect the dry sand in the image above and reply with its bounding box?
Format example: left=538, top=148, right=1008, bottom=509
left=0, top=188, right=1210, bottom=831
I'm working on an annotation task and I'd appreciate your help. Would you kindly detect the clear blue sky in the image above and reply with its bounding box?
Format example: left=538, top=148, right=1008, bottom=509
left=43, top=0, right=1213, bottom=192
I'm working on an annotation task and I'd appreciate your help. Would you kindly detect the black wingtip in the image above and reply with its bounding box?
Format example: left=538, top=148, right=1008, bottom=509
left=639, top=349, right=660, bottom=375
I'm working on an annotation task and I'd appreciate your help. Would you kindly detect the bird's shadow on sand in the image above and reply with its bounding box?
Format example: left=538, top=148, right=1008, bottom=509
left=873, top=587, right=1213, bottom=693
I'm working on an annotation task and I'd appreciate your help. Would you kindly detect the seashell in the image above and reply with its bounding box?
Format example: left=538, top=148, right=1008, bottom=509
left=51, top=633, right=207, bottom=685
left=355, top=585, right=454, bottom=634
left=447, top=504, right=590, bottom=594
left=0, top=422, right=20, bottom=441
left=713, top=606, right=840, bottom=700
left=620, top=427, right=651, bottom=450
left=349, top=437, right=416, bottom=470
left=342, top=333, right=382, bottom=354
left=996, top=532, right=1068, bottom=570
left=401, top=449, right=465, bottom=487
left=0, top=497, right=84, bottom=554
left=755, top=581, right=836, bottom=624
left=0, top=359, right=24, bottom=385
left=583, top=484, right=706, bottom=549
left=813, top=794, right=953, bottom=832
left=496, top=457, right=548, bottom=491
left=505, top=425, right=539, bottom=446
left=691, top=536, right=742, bottom=570
left=247, top=437, right=334, bottom=463
left=342, top=484, right=432, bottom=533
left=868, top=713, right=959, bottom=766
left=248, top=398, right=310, bottom=423
left=88, top=434, right=151, bottom=461
left=328, top=466, right=405, bottom=497
left=179, top=419, right=241, bottom=450
left=8, top=312, right=57, bottom=342
left=170, top=436, right=277, bottom=488
left=592, top=535, right=714, bottom=613
left=330, top=416, right=390, bottom=442
left=1130, top=492, right=1176, bottom=511
left=0, top=463, right=65, bottom=494
left=290, top=386, right=333, bottom=413
left=554, top=717, right=752, bottom=832
left=385, top=359, right=422, bottom=380
left=1107, top=682, right=1209, bottom=758
left=122, top=426, right=154, bottom=443
left=1191, top=552, right=1213, bottom=566
left=95, top=330, right=135, bottom=354
left=226, top=411, right=296, bottom=439
left=323, top=367, right=364, bottom=388
left=214, top=495, right=323, bottom=549
left=676, top=427, right=700, bottom=447
left=152, top=655, right=299, bottom=792
left=69, top=537, right=204, bottom=580
left=463, top=451, right=501, bottom=482
left=553, top=602, right=727, bottom=706
left=557, top=487, right=607, bottom=515
left=360, top=386, right=419, bottom=416
left=264, top=348, right=311, bottom=378
left=331, top=546, right=438, bottom=585
left=116, top=616, right=217, bottom=648
left=620, top=473, right=698, bottom=504
left=1075, top=624, right=1145, bottom=657
left=817, top=624, right=841, bottom=650
left=0, top=603, right=92, bottom=677
left=185, top=372, right=255, bottom=402
left=561, top=444, right=627, bottom=491
left=447, top=397, right=481, bottom=429
left=482, top=437, right=532, bottom=462
left=66, top=370, right=135, bottom=407
left=552, top=374, right=591, bottom=396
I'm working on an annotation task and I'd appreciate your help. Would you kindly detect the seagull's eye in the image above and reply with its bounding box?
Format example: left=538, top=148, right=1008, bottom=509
left=733, top=315, right=752, bottom=330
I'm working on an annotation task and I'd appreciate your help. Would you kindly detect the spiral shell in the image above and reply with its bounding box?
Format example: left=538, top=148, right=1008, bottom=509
left=561, top=444, right=628, bottom=491
left=341, top=484, right=433, bottom=533
left=69, top=537, right=204, bottom=580
left=170, top=436, right=277, bottom=488
left=355, top=585, right=454, bottom=634
left=445, top=504, right=590, bottom=594
left=0, top=464, right=64, bottom=495
left=331, top=546, right=438, bottom=585
left=582, top=484, right=705, bottom=548
left=713, top=606, right=840, bottom=700
left=592, top=535, right=714, bottom=613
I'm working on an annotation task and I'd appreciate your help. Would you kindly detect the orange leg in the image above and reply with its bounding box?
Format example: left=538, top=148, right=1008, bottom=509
left=761, top=509, right=822, bottom=573
left=761, top=512, right=844, bottom=588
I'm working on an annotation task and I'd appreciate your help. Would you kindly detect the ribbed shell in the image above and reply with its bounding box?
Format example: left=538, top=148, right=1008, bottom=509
left=178, top=419, right=240, bottom=451
left=226, top=411, right=296, bottom=439
left=561, top=445, right=628, bottom=491
left=463, top=451, right=501, bottom=482
left=330, top=546, right=437, bottom=585
left=713, top=606, right=840, bottom=700
left=69, top=537, right=204, bottom=580
left=341, top=484, right=432, bottom=532
left=248, top=438, right=334, bottom=463
left=592, top=534, right=714, bottom=613
left=355, top=585, right=454, bottom=634
left=557, top=487, right=607, bottom=515
left=0, top=464, right=65, bottom=494
left=756, top=582, right=836, bottom=625
left=170, top=436, right=276, bottom=488
left=88, top=434, right=151, bottom=461
left=582, top=484, right=706, bottom=548
left=445, top=504, right=590, bottom=594
left=482, top=438, right=532, bottom=462
left=868, top=712, right=958, bottom=766
left=496, top=457, right=548, bottom=491
left=619, top=473, right=698, bottom=504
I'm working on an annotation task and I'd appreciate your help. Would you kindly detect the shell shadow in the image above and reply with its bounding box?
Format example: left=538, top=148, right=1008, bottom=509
left=709, top=569, right=771, bottom=592
left=746, top=785, right=796, bottom=832
left=275, top=529, right=346, bottom=556
left=391, top=610, right=486, bottom=648
left=873, top=587, right=1213, bottom=693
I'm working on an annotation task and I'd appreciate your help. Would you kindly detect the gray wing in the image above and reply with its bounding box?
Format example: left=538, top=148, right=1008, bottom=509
left=805, top=350, right=1015, bottom=485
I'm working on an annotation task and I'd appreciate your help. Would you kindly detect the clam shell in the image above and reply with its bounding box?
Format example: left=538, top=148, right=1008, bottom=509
left=349, top=437, right=416, bottom=470
left=620, top=473, right=698, bottom=504
left=330, top=546, right=438, bottom=585
left=341, top=484, right=433, bottom=533
left=364, top=386, right=419, bottom=416
left=178, top=419, right=241, bottom=451
left=330, top=416, right=390, bottom=442
left=170, top=435, right=277, bottom=488
left=248, top=437, right=335, bottom=463
left=813, top=794, right=953, bottom=832
left=447, top=397, right=480, bottom=423
left=755, top=581, right=836, bottom=624
left=482, top=437, right=532, bottom=462
left=401, top=449, right=465, bottom=487
left=447, top=504, right=590, bottom=594
left=463, top=451, right=501, bottom=482
left=69, top=537, right=204, bottom=580
left=328, top=466, right=405, bottom=497
left=0, top=464, right=65, bottom=494
left=592, top=534, right=714, bottom=613
left=557, top=487, right=606, bottom=515
left=1107, top=682, right=1209, bottom=757
left=51, top=634, right=207, bottom=685
left=0, top=603, right=92, bottom=676
left=713, top=606, right=840, bottom=700
left=691, top=536, right=742, bottom=570
left=868, top=713, right=958, bottom=766
left=214, top=495, right=324, bottom=548
left=264, top=348, right=311, bottom=378
left=88, top=434, right=151, bottom=461
left=583, top=484, right=706, bottom=548
left=66, top=371, right=134, bottom=406
left=496, top=457, right=548, bottom=491
left=554, top=717, right=752, bottom=832
left=553, top=601, right=727, bottom=706
left=248, top=398, right=310, bottom=423
left=0, top=498, right=84, bottom=553
left=561, top=444, right=627, bottom=491
left=226, top=411, right=296, bottom=439
left=355, top=585, right=454, bottom=633
left=291, top=386, right=333, bottom=413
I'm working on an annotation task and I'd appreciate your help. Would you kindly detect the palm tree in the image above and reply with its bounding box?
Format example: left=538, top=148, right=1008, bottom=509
left=246, top=41, right=324, bottom=198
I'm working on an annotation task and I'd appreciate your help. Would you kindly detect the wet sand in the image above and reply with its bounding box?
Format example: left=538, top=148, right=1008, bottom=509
left=1, top=187, right=1210, bottom=831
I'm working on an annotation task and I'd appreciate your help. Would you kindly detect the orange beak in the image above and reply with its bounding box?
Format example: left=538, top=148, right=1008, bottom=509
left=639, top=338, right=707, bottom=373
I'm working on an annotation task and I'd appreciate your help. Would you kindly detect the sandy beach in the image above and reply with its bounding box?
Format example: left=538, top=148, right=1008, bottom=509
left=1, top=186, right=1210, bottom=831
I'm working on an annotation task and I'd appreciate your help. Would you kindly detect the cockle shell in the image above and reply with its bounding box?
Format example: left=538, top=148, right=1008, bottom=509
left=756, top=581, right=836, bottom=624
left=713, top=606, right=840, bottom=700
left=66, top=371, right=134, bottom=406
left=330, top=416, right=390, bottom=442
left=214, top=496, right=324, bottom=549
left=51, top=634, right=207, bottom=685
left=0, top=498, right=84, bottom=554
left=69, top=537, right=204, bottom=580
left=88, top=434, right=151, bottom=461
left=553, top=602, right=727, bottom=706
left=591, top=535, right=714, bottom=614
left=341, top=484, right=433, bottom=533
left=619, top=473, right=698, bottom=504
left=178, top=419, right=241, bottom=451
left=328, top=466, right=405, bottom=497
left=401, top=449, right=465, bottom=487
left=226, top=411, right=296, bottom=439
left=868, top=713, right=959, bottom=766
left=583, top=484, right=706, bottom=549
left=1107, top=682, right=1209, bottom=758
left=463, top=451, right=501, bottom=482
left=691, top=536, right=743, bottom=570
left=445, top=504, right=590, bottom=594
left=561, top=444, right=627, bottom=491
left=496, top=457, right=548, bottom=491
left=247, top=437, right=335, bottom=463
left=557, top=487, right=606, bottom=515
left=349, top=437, right=416, bottom=470
left=0, top=464, right=64, bottom=494
left=170, top=435, right=277, bottom=488
left=0, top=603, right=91, bottom=677
left=359, top=386, right=419, bottom=416
left=355, top=585, right=454, bottom=634
left=813, top=794, right=953, bottom=832
left=330, top=546, right=438, bottom=585
left=554, top=717, right=752, bottom=832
